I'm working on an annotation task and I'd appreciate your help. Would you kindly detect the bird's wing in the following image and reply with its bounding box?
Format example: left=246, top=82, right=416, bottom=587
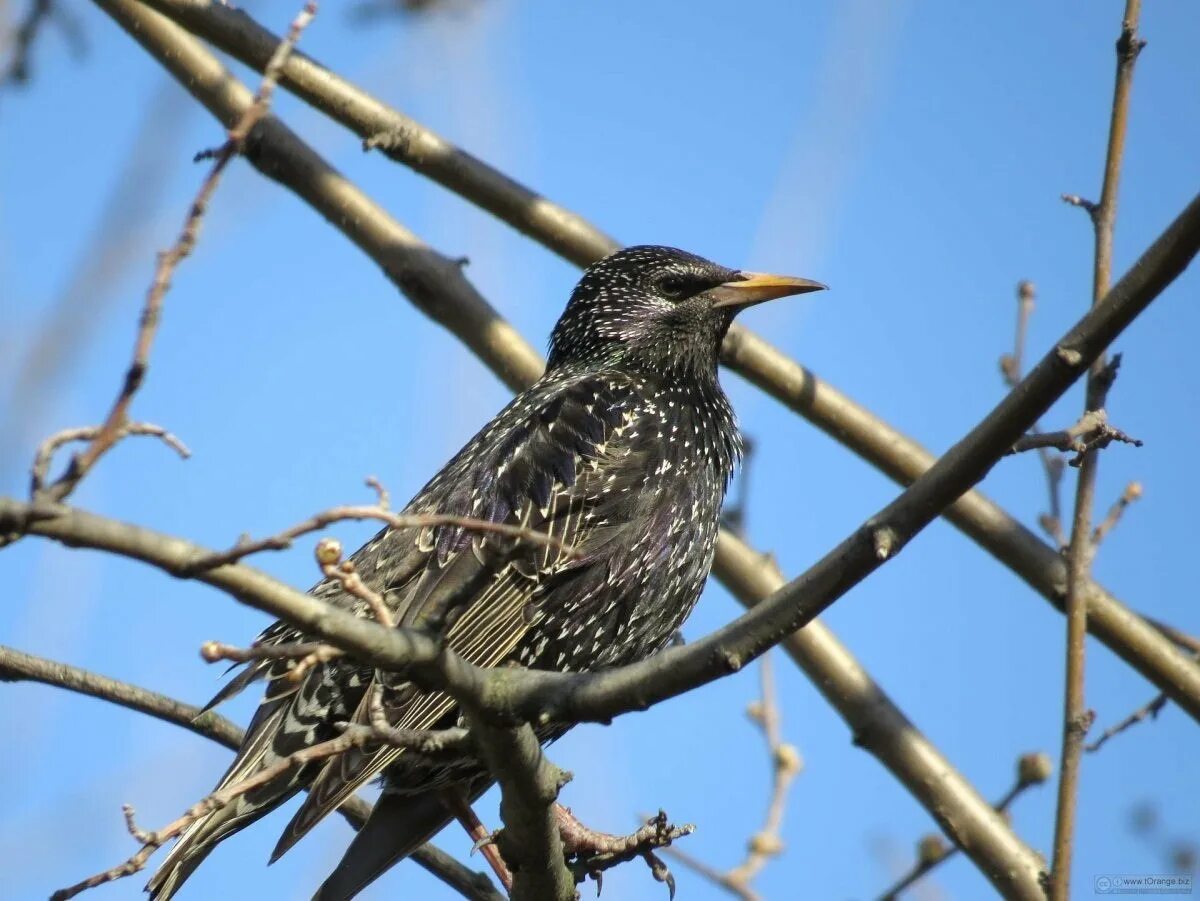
left=271, top=372, right=662, bottom=858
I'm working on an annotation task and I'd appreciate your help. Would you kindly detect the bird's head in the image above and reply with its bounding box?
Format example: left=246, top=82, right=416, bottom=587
left=547, top=245, right=825, bottom=379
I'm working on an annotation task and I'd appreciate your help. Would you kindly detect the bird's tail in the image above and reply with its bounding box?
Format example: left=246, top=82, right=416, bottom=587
left=313, top=779, right=490, bottom=901
left=145, top=697, right=307, bottom=900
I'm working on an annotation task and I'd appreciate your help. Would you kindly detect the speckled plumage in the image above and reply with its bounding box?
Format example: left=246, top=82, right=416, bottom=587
left=146, top=246, right=822, bottom=901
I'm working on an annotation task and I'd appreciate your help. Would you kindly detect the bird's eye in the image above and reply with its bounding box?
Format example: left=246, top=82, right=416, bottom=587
left=658, top=275, right=688, bottom=298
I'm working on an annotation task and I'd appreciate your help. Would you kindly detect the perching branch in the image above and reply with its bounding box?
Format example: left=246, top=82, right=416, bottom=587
left=68, top=6, right=1044, bottom=893
left=1049, top=3, right=1145, bottom=897
left=4, top=184, right=1198, bottom=900
left=128, top=0, right=1198, bottom=737
left=462, top=713, right=574, bottom=901
left=112, top=0, right=1200, bottom=738
left=0, top=645, right=503, bottom=901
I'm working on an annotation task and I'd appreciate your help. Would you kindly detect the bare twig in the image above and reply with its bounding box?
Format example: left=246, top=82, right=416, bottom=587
left=36, top=0, right=317, bottom=506
left=1008, top=406, right=1141, bottom=464
left=182, top=502, right=578, bottom=574
left=664, top=652, right=801, bottom=899
left=999, top=281, right=1071, bottom=547
left=200, top=637, right=343, bottom=683
left=1092, top=481, right=1143, bottom=546
left=1050, top=4, right=1145, bottom=898
left=316, top=536, right=394, bottom=627
left=0, top=645, right=502, bottom=900
left=1086, top=692, right=1169, bottom=753
left=50, top=717, right=459, bottom=900
left=29, top=422, right=190, bottom=497
left=877, top=752, right=1053, bottom=901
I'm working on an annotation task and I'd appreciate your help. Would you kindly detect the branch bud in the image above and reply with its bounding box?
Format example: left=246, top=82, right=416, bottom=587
left=917, top=833, right=947, bottom=865
left=315, top=537, right=343, bottom=566
left=1018, top=751, right=1053, bottom=785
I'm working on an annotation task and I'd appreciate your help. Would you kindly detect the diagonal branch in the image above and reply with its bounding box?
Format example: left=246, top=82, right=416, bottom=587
left=877, top=752, right=1053, bottom=901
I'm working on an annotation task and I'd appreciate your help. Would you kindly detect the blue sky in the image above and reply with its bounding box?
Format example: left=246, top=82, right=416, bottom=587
left=2, top=1, right=1198, bottom=898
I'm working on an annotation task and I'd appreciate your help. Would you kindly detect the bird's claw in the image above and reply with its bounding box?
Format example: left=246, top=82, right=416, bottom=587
left=559, top=806, right=693, bottom=898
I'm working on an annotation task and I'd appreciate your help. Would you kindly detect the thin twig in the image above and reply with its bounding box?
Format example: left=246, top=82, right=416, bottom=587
left=1091, top=481, right=1143, bottom=546
left=1008, top=407, right=1141, bottom=463
left=1049, top=3, right=1145, bottom=898
left=0, top=646, right=502, bottom=899
left=36, top=0, right=318, bottom=505
left=1000, top=281, right=1071, bottom=547
left=200, top=637, right=343, bottom=683
left=663, top=652, right=801, bottom=899
left=877, top=752, right=1053, bottom=901
left=1086, top=692, right=1168, bottom=753
left=181, top=502, right=578, bottom=574
left=50, top=717, right=460, bottom=900
left=29, top=422, right=190, bottom=497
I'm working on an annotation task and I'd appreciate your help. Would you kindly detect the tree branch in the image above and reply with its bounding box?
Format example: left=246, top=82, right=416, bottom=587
left=0, top=645, right=503, bottom=901
left=3, top=180, right=1197, bottom=900
left=37, top=0, right=315, bottom=506
left=1050, top=4, right=1144, bottom=897
left=462, top=713, right=574, bottom=901
left=117, top=0, right=1200, bottom=735
left=877, top=752, right=1053, bottom=901
left=66, top=8, right=1046, bottom=894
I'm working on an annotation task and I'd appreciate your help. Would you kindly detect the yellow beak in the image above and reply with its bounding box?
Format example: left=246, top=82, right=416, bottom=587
left=709, top=271, right=828, bottom=309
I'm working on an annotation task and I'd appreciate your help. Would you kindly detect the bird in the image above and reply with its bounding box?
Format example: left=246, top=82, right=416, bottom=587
left=146, top=245, right=824, bottom=900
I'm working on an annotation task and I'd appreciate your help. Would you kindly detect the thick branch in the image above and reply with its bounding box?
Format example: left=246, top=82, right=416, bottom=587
left=463, top=713, right=574, bottom=901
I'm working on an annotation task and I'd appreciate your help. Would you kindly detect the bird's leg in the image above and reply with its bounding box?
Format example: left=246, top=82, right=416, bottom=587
left=439, top=788, right=513, bottom=893
left=555, top=806, right=694, bottom=898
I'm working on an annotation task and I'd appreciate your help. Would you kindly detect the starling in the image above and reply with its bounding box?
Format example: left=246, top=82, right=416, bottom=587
left=146, top=245, right=824, bottom=900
